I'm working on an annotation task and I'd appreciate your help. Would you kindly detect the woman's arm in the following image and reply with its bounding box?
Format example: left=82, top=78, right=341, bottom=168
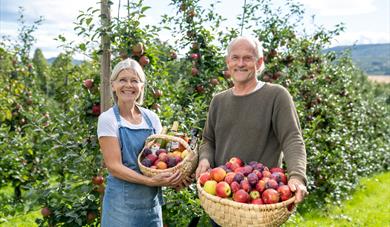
left=99, top=136, right=182, bottom=187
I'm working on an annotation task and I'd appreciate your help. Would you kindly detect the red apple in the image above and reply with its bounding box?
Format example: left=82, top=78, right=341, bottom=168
left=277, top=185, right=293, bottom=201
left=190, top=53, right=199, bottom=60
left=210, top=78, right=219, bottom=86
left=262, top=188, right=280, bottom=204
left=92, top=175, right=104, bottom=185
left=271, top=172, right=287, bottom=185
left=223, top=70, right=231, bottom=79
left=233, top=189, right=249, bottom=203
left=145, top=154, right=158, bottom=163
left=252, top=169, right=263, bottom=179
left=139, top=55, right=150, bottom=66
left=270, top=167, right=285, bottom=174
left=203, top=180, right=217, bottom=195
left=158, top=152, right=168, bottom=162
left=224, top=172, right=236, bottom=185
left=41, top=207, right=52, bottom=217
left=83, top=79, right=93, bottom=89
left=251, top=198, right=264, bottom=205
left=151, top=103, right=160, bottom=111
left=229, top=157, right=243, bottom=166
left=255, top=179, right=267, bottom=193
left=153, top=89, right=163, bottom=98
left=87, top=211, right=97, bottom=224
left=216, top=181, right=231, bottom=198
left=240, top=179, right=251, bottom=192
left=199, top=172, right=211, bottom=186
left=262, top=170, right=272, bottom=178
left=195, top=84, right=205, bottom=93
left=266, top=179, right=279, bottom=190
left=230, top=181, right=241, bottom=193
left=234, top=166, right=245, bottom=174
left=210, top=167, right=226, bottom=182
left=191, top=67, right=199, bottom=76
left=92, top=104, right=101, bottom=116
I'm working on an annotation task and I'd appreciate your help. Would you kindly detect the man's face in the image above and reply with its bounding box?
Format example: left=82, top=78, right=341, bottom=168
left=226, top=40, right=263, bottom=84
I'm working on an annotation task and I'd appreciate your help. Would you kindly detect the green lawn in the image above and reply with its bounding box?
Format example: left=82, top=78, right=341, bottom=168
left=1, top=172, right=389, bottom=226
left=285, top=171, right=390, bottom=226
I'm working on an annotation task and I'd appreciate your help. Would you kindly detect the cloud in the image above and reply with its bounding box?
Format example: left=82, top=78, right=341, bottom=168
left=298, top=0, right=376, bottom=16
left=332, top=31, right=390, bottom=46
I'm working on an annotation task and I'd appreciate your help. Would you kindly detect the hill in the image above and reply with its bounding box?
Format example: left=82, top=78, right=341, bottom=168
left=46, top=57, right=83, bottom=65
left=325, top=43, right=390, bottom=75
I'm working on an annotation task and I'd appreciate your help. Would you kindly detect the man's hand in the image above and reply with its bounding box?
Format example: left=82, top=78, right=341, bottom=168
left=288, top=178, right=308, bottom=204
left=195, top=159, right=211, bottom=179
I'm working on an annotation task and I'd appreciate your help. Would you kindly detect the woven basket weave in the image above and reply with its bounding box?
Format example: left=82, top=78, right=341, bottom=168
left=138, top=134, right=198, bottom=181
left=197, top=180, right=296, bottom=227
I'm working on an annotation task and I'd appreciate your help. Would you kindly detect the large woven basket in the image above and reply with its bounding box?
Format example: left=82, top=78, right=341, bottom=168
left=197, top=180, right=296, bottom=227
left=138, top=134, right=198, bottom=182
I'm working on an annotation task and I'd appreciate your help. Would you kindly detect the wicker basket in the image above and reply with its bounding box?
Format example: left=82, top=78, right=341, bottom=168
left=137, top=134, right=198, bottom=181
left=197, top=180, right=296, bottom=227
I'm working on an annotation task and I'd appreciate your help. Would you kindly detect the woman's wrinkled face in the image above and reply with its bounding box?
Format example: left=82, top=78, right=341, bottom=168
left=112, top=69, right=144, bottom=104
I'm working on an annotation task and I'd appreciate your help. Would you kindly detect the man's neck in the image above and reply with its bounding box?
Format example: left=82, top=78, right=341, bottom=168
left=232, top=79, right=259, bottom=96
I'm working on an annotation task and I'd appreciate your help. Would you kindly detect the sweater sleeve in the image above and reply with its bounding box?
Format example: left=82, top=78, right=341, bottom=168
left=199, top=97, right=216, bottom=166
left=272, top=86, right=307, bottom=185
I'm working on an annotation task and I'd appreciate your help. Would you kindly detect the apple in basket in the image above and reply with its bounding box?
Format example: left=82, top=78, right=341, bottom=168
left=233, top=189, right=249, bottom=203
left=277, top=185, right=293, bottom=201
left=262, top=188, right=280, bottom=204
left=210, top=167, right=226, bottom=182
left=216, top=181, right=231, bottom=198
left=199, top=172, right=211, bottom=186
left=204, top=180, right=218, bottom=195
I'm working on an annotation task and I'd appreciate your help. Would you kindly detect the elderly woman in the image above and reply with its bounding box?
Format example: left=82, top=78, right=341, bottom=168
left=97, top=58, right=182, bottom=226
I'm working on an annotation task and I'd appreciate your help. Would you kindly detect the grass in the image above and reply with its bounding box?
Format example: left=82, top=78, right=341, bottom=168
left=1, top=172, right=389, bottom=226
left=285, top=171, right=390, bottom=226
left=0, top=210, right=40, bottom=227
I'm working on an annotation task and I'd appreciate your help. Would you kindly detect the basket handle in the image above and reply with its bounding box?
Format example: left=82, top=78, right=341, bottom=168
left=146, top=134, right=196, bottom=154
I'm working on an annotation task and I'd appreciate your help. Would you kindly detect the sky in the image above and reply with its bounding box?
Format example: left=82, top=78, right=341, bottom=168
left=1, top=0, right=389, bottom=59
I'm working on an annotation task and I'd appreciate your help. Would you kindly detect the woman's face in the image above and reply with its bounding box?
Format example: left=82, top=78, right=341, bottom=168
left=112, top=69, right=144, bottom=104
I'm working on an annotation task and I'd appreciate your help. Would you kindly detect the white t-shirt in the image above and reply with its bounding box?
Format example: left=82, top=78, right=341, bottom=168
left=97, top=106, right=162, bottom=138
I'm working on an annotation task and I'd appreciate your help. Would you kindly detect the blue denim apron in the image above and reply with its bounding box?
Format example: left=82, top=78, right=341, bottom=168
left=101, top=105, right=163, bottom=227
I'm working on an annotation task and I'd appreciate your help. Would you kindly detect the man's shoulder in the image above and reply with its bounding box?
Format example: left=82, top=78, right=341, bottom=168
left=213, top=88, right=232, bottom=99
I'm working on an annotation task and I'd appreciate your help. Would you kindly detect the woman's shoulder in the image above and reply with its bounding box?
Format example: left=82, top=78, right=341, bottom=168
left=98, top=107, right=116, bottom=122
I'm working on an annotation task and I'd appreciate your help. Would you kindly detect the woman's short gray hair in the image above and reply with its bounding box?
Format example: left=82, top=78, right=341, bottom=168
left=227, top=36, right=265, bottom=75
left=110, top=58, right=146, bottom=105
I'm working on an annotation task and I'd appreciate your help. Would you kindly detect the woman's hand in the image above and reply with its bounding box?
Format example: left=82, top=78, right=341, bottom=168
left=151, top=171, right=182, bottom=187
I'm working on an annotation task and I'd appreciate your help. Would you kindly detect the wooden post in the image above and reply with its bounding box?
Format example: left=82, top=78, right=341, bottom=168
left=101, top=0, right=111, bottom=112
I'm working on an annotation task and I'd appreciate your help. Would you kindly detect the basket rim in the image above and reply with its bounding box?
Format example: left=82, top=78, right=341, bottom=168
left=196, top=179, right=296, bottom=210
left=137, top=133, right=197, bottom=173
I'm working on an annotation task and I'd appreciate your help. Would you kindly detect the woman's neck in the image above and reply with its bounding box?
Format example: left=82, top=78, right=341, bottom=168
left=117, top=101, right=139, bottom=119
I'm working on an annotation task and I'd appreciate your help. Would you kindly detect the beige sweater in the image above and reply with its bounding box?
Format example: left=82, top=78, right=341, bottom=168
left=199, top=83, right=307, bottom=184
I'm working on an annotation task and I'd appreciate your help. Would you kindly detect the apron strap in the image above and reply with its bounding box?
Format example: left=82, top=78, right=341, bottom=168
left=138, top=106, right=156, bottom=134
left=113, top=105, right=123, bottom=127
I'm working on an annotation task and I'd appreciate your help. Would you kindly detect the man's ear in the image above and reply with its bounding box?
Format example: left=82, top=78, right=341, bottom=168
left=256, top=57, right=264, bottom=69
